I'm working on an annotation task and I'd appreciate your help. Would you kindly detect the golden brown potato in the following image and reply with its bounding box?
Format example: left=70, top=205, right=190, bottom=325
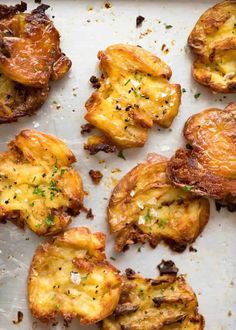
left=108, top=153, right=209, bottom=252
left=0, top=73, right=49, bottom=123
left=167, top=103, right=236, bottom=205
left=188, top=1, right=236, bottom=93
left=102, top=263, right=204, bottom=330
left=0, top=2, right=71, bottom=87
left=0, top=129, right=84, bottom=235
left=28, top=227, right=122, bottom=324
left=84, top=44, right=181, bottom=152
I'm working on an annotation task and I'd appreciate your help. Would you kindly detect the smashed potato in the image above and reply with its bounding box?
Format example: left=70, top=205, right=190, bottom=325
left=0, top=130, right=84, bottom=235
left=0, top=73, right=49, bottom=123
left=167, top=103, right=236, bottom=205
left=188, top=0, right=236, bottom=92
left=108, top=153, right=209, bottom=252
left=102, top=264, right=204, bottom=330
left=0, top=2, right=71, bottom=87
left=85, top=44, right=181, bottom=152
left=28, top=227, right=122, bottom=324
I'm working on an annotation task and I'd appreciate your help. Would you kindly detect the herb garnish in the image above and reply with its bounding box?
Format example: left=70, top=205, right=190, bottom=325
left=33, top=186, right=45, bottom=197
left=45, top=214, right=54, bottom=226
left=117, top=150, right=126, bottom=160
left=183, top=185, right=193, bottom=192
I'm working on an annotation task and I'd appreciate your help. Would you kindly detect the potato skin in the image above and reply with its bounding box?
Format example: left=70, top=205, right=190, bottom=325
left=102, top=269, right=204, bottom=330
left=28, top=227, right=122, bottom=325
left=0, top=74, right=49, bottom=123
left=85, top=44, right=181, bottom=151
left=0, top=129, right=84, bottom=235
left=0, top=3, right=71, bottom=87
left=108, top=153, right=209, bottom=252
left=188, top=1, right=236, bottom=93
left=167, top=103, right=236, bottom=204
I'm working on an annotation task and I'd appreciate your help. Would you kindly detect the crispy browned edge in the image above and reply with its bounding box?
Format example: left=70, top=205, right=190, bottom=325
left=166, top=103, right=236, bottom=203
left=187, top=0, right=236, bottom=93
left=101, top=267, right=205, bottom=330
left=28, top=227, right=122, bottom=325
left=107, top=155, right=210, bottom=253
left=0, top=129, right=84, bottom=234
left=0, top=85, right=49, bottom=123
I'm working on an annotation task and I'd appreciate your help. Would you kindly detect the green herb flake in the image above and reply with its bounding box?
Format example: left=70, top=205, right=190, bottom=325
left=124, top=79, right=131, bottom=86
left=32, top=176, right=36, bottom=182
left=194, top=93, right=201, bottom=99
left=183, top=185, right=193, bottom=192
left=46, top=214, right=54, bottom=226
left=53, top=164, right=58, bottom=174
left=110, top=256, right=116, bottom=261
left=36, top=223, right=41, bottom=228
left=158, top=218, right=168, bottom=227
left=60, top=169, right=67, bottom=176
left=165, top=24, right=173, bottom=29
left=144, top=208, right=152, bottom=222
left=33, top=186, right=45, bottom=197
left=137, top=247, right=142, bottom=252
left=182, top=88, right=186, bottom=93
left=49, top=180, right=62, bottom=193
left=29, top=202, right=35, bottom=207
left=117, top=150, right=126, bottom=160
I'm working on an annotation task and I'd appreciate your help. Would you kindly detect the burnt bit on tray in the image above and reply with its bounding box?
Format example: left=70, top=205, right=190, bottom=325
left=157, top=260, right=179, bottom=276
left=189, top=246, right=197, bottom=253
left=89, top=75, right=101, bottom=89
left=104, top=2, right=112, bottom=9
left=215, top=201, right=236, bottom=213
left=80, top=123, right=95, bottom=135
left=89, top=169, right=103, bottom=184
left=136, top=15, right=145, bottom=27
left=86, top=208, right=94, bottom=219
left=84, top=142, right=116, bottom=155
left=12, top=311, right=24, bottom=324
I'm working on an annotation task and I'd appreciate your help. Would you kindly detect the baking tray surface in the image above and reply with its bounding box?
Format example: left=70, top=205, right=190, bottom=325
left=0, top=1, right=236, bottom=329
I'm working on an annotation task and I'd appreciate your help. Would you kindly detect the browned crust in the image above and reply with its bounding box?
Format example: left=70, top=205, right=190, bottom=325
left=0, top=82, right=49, bottom=123
left=0, top=1, right=27, bottom=20
left=0, top=2, right=71, bottom=87
left=188, top=1, right=236, bottom=92
left=167, top=103, right=236, bottom=203
left=28, top=227, right=122, bottom=325
left=0, top=129, right=84, bottom=235
left=102, top=268, right=205, bottom=330
left=84, top=44, right=181, bottom=151
left=107, top=153, right=210, bottom=253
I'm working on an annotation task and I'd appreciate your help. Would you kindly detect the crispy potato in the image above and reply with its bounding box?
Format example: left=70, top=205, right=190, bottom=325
left=167, top=103, right=236, bottom=205
left=85, top=44, right=181, bottom=151
left=28, top=227, right=122, bottom=324
left=0, top=2, right=71, bottom=87
left=0, top=129, right=84, bottom=235
left=188, top=1, right=236, bottom=93
left=102, top=266, right=204, bottom=330
left=108, top=153, right=209, bottom=252
left=0, top=73, right=49, bottom=123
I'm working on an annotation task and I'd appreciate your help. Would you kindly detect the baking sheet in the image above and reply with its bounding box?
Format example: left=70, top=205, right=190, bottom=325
left=0, top=0, right=236, bottom=329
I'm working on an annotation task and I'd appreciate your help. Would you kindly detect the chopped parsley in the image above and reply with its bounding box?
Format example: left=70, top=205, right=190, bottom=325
left=60, top=169, right=67, bottom=176
left=110, top=256, right=116, bottom=261
left=29, top=202, right=35, bottom=207
left=53, top=164, right=58, bottom=174
left=124, top=79, right=131, bottom=86
left=35, top=223, right=41, bottom=228
left=165, top=24, right=173, bottom=29
left=117, top=150, right=126, bottom=160
left=158, top=218, right=168, bottom=227
left=144, top=208, right=152, bottom=222
left=49, top=180, right=61, bottom=193
left=182, top=88, right=186, bottom=93
left=137, top=247, right=142, bottom=252
left=194, top=93, right=201, bottom=99
left=45, top=214, right=54, bottom=226
left=183, top=185, right=193, bottom=192
left=33, top=186, right=45, bottom=197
